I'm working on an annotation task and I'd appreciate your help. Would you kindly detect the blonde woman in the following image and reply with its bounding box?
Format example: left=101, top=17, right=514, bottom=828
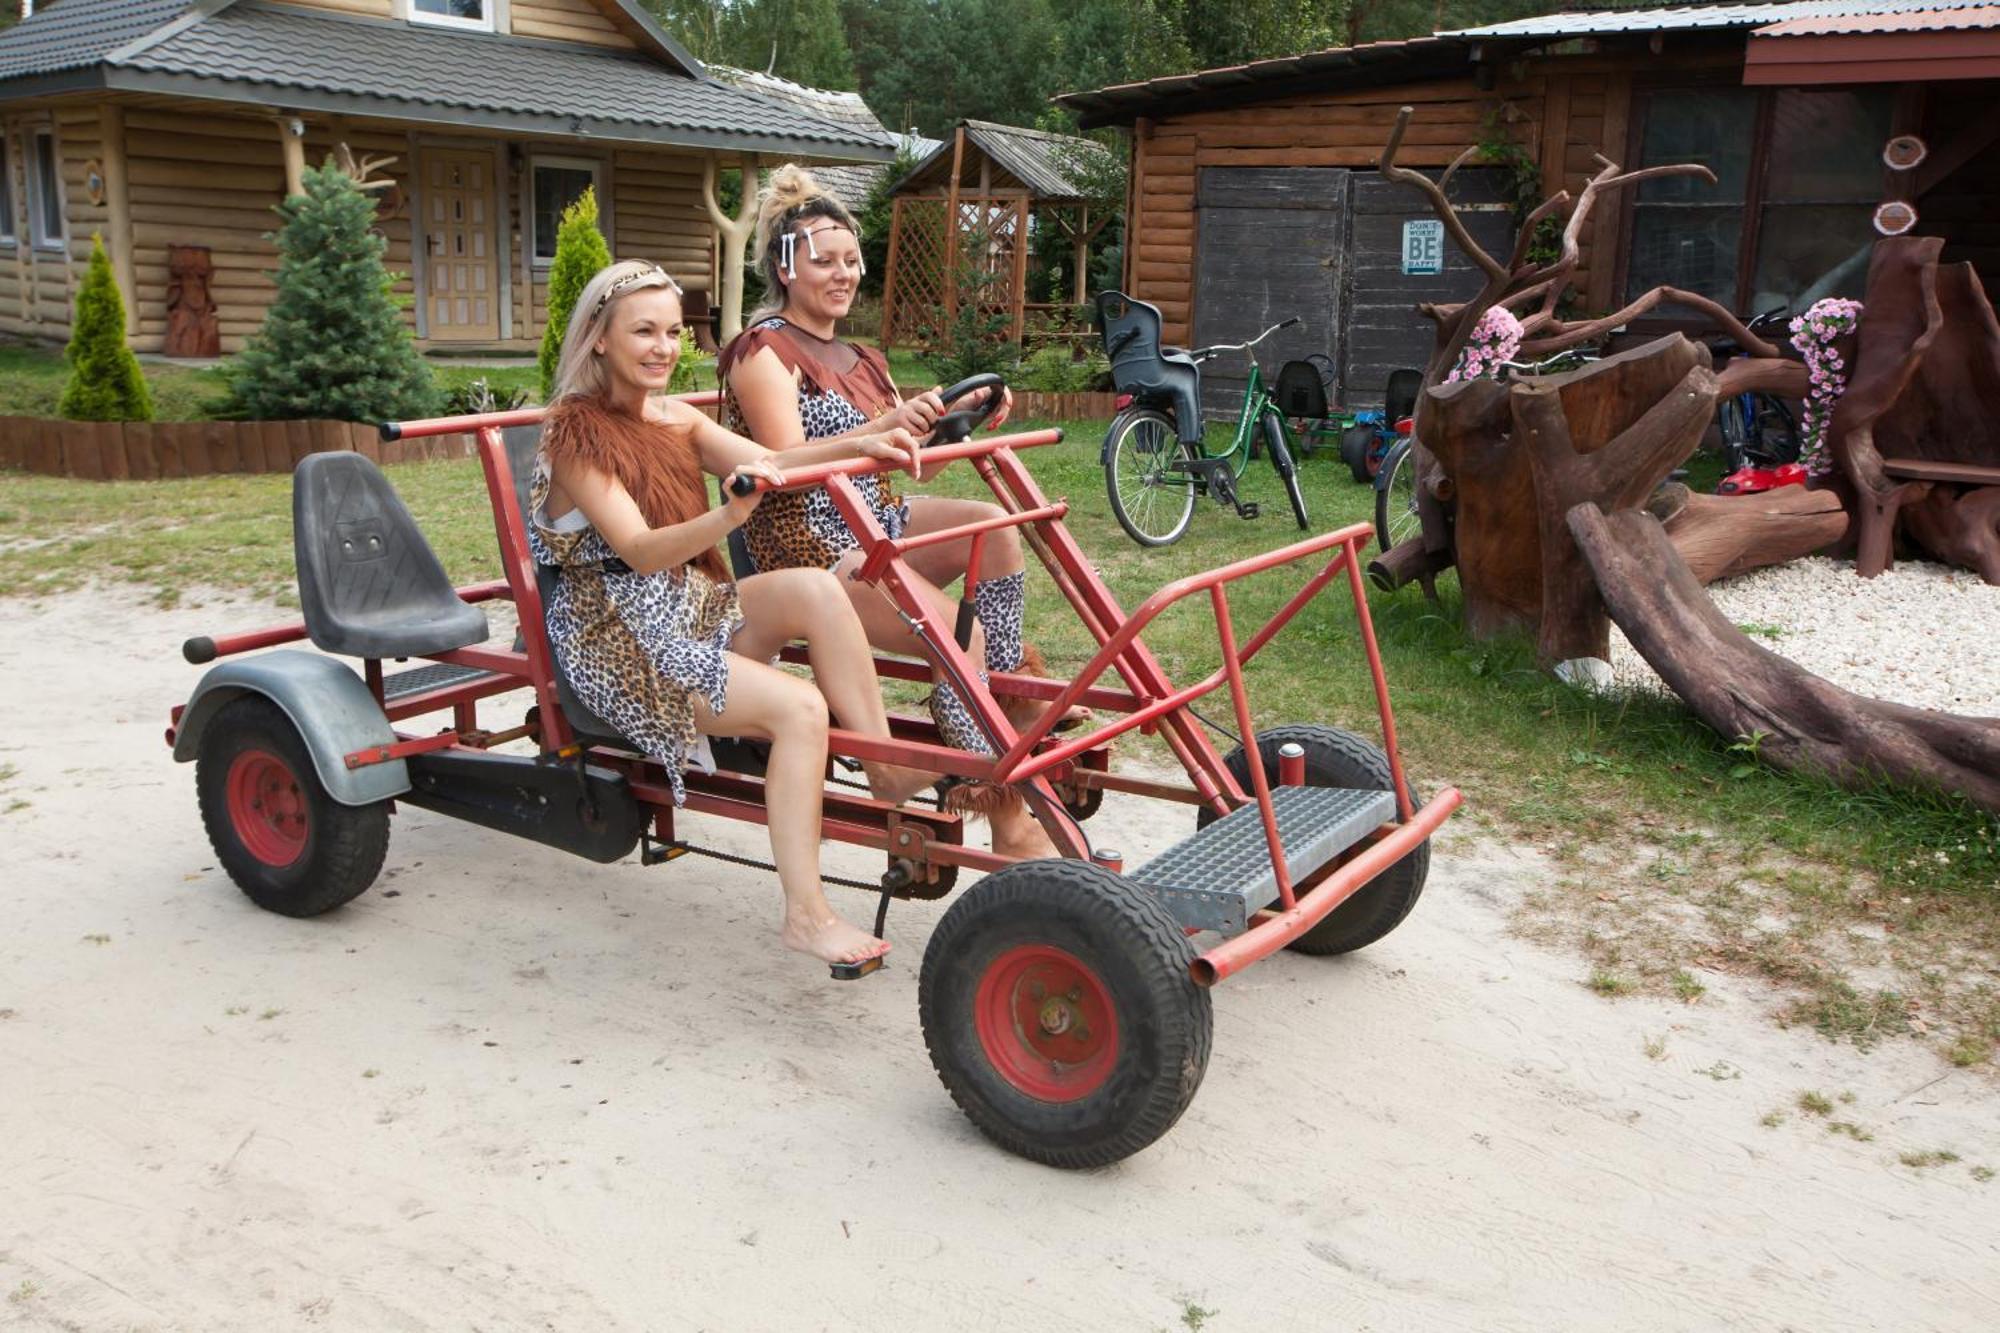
left=533, top=259, right=926, bottom=970
left=719, top=166, right=1080, bottom=860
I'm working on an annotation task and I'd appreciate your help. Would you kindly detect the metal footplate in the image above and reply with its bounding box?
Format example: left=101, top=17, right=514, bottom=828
left=382, top=662, right=496, bottom=701
left=1129, top=786, right=1397, bottom=933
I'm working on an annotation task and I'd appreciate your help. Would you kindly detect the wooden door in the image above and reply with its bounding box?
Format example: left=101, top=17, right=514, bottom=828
left=423, top=148, right=499, bottom=341
left=1343, top=168, right=1513, bottom=405
left=1192, top=168, right=1348, bottom=420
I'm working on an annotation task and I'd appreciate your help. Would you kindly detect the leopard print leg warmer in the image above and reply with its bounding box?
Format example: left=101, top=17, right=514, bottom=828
left=972, top=570, right=1026, bottom=674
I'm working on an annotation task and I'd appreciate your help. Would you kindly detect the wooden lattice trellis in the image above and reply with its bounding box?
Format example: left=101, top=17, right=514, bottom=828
left=884, top=193, right=1031, bottom=349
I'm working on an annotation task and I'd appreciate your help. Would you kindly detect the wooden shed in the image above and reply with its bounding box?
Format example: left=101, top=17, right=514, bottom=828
left=1056, top=1, right=2000, bottom=407
left=0, top=0, right=889, bottom=355
left=880, top=119, right=1115, bottom=349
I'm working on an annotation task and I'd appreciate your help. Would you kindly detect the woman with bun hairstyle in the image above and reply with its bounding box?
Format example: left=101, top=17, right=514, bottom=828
left=534, top=259, right=929, bottom=970
left=719, top=166, right=1076, bottom=860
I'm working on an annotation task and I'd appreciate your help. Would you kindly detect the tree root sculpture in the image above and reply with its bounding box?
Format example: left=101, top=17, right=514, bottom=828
left=1569, top=502, right=2000, bottom=815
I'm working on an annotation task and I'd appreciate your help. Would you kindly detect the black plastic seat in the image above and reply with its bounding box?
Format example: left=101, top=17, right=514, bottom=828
left=1274, top=360, right=1329, bottom=419
left=1096, top=290, right=1204, bottom=444
left=293, top=452, right=489, bottom=659
left=1384, top=368, right=1422, bottom=423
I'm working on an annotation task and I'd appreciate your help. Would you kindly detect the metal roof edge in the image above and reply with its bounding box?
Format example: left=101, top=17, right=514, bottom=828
left=98, top=66, right=896, bottom=159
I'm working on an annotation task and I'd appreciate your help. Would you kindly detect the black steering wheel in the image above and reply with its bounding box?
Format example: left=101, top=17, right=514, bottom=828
left=927, top=374, right=1006, bottom=445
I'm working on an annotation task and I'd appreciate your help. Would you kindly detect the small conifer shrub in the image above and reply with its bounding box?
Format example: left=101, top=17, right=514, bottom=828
left=59, top=234, right=153, bottom=422
left=227, top=161, right=437, bottom=422
left=538, top=186, right=613, bottom=398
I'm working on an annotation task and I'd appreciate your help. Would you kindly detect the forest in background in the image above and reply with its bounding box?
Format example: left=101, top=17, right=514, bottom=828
left=642, top=0, right=1581, bottom=136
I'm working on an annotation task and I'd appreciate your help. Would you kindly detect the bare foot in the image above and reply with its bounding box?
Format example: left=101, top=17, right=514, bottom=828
left=863, top=761, right=936, bottom=806
left=991, top=809, right=1059, bottom=860
left=1002, top=695, right=1092, bottom=736
left=781, top=909, right=891, bottom=965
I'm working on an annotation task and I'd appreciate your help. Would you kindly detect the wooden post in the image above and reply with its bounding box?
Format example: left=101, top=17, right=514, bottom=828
left=275, top=116, right=305, bottom=197
left=943, top=126, right=965, bottom=324
left=701, top=150, right=760, bottom=341
left=97, top=103, right=136, bottom=337
left=1126, top=119, right=1149, bottom=295
left=1072, top=204, right=1089, bottom=305
left=1010, top=196, right=1027, bottom=343
left=881, top=193, right=905, bottom=347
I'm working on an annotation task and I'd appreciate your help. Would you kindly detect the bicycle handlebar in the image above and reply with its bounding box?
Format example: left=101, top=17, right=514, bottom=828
left=1191, top=316, right=1303, bottom=361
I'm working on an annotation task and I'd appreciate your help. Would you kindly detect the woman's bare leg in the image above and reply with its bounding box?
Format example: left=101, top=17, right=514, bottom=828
left=832, top=551, right=1058, bottom=860
left=728, top=567, right=930, bottom=804
left=694, top=653, right=886, bottom=966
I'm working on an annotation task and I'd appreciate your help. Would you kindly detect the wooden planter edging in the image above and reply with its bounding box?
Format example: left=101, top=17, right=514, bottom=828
left=0, top=415, right=475, bottom=481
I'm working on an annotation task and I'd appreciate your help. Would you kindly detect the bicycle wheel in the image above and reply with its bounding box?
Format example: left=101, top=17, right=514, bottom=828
left=1104, top=407, right=1197, bottom=547
left=1261, top=409, right=1310, bottom=531
left=1375, top=439, right=1420, bottom=553
left=1718, top=398, right=1750, bottom=475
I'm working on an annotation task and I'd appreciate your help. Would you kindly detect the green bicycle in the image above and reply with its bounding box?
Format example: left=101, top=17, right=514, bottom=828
left=1097, top=291, right=1311, bottom=548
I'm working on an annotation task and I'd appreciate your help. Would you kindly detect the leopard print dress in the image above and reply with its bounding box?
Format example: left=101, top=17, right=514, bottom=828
left=528, top=457, right=743, bottom=805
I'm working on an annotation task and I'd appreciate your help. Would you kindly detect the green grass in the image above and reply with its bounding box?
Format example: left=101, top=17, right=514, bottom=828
left=4, top=406, right=1997, bottom=1054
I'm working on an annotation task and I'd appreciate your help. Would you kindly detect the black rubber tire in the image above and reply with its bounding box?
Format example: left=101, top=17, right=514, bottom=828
left=1375, top=439, right=1418, bottom=553
left=1103, top=406, right=1196, bottom=548
left=1340, top=423, right=1376, bottom=483
left=1262, top=410, right=1310, bottom=531
left=1718, top=399, right=1751, bottom=477
left=196, top=695, right=390, bottom=918
left=919, top=859, right=1212, bottom=1169
left=1200, top=724, right=1428, bottom=956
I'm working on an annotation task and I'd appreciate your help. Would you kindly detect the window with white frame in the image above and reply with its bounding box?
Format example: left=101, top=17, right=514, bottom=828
left=0, top=136, right=16, bottom=246
left=531, top=157, right=602, bottom=264
left=29, top=128, right=62, bottom=250
left=409, top=0, right=496, bottom=32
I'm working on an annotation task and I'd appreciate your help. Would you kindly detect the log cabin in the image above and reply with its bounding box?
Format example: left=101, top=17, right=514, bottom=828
left=0, top=0, right=891, bottom=355
left=1055, top=0, right=2000, bottom=407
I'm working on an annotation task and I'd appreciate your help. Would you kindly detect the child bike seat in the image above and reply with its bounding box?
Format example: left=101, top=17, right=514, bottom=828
left=1097, top=291, right=1204, bottom=445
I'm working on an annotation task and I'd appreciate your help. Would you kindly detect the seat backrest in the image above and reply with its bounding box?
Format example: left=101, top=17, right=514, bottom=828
left=1274, top=360, right=1329, bottom=419
left=1384, top=368, right=1423, bottom=423
left=497, top=424, right=633, bottom=748
left=293, top=451, right=488, bottom=659
left=1096, top=290, right=1169, bottom=392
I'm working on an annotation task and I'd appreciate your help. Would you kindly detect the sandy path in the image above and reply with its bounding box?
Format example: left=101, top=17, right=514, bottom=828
left=1, top=589, right=1995, bottom=1332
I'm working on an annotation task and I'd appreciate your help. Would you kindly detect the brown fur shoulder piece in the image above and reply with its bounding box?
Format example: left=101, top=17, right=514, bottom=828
left=543, top=395, right=729, bottom=582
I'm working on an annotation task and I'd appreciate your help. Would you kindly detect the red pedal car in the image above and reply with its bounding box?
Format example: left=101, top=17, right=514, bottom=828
left=165, top=382, right=1460, bottom=1168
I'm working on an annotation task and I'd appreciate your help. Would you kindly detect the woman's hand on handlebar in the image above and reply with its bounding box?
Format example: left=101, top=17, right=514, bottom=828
left=853, top=426, right=923, bottom=477
left=724, top=458, right=785, bottom=524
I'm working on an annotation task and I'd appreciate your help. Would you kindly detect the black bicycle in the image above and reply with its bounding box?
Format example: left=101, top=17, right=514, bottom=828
left=1711, top=308, right=1800, bottom=478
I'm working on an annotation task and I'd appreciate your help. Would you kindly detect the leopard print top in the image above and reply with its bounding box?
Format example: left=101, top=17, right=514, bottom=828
left=721, top=318, right=908, bottom=571
left=528, top=456, right=743, bottom=805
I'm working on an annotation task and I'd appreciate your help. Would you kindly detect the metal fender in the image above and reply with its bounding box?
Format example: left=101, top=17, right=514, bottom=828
left=170, top=650, right=408, bottom=807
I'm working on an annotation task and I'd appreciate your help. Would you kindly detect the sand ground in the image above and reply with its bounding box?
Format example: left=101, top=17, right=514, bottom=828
left=2, top=589, right=1995, bottom=1332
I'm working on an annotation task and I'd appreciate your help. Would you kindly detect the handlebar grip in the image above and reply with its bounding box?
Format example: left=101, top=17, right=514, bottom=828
left=183, top=636, right=217, bottom=665
left=729, top=473, right=758, bottom=497
left=378, top=421, right=403, bottom=442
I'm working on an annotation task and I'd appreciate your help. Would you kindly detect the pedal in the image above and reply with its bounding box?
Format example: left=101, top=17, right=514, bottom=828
left=1238, top=502, right=1261, bottom=519
left=830, top=955, right=886, bottom=981
left=640, top=833, right=688, bottom=866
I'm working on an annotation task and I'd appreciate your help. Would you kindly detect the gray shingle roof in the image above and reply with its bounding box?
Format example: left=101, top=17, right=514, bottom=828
left=1446, top=0, right=1991, bottom=39
left=0, top=0, right=190, bottom=82
left=898, top=120, right=1114, bottom=200
left=0, top=0, right=890, bottom=159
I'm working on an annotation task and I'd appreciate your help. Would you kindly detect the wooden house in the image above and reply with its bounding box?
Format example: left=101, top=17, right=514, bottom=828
left=1055, top=1, right=2000, bottom=406
left=0, top=0, right=890, bottom=355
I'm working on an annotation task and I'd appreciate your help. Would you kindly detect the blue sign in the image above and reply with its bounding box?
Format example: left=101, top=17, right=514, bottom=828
left=1402, top=219, right=1444, bottom=276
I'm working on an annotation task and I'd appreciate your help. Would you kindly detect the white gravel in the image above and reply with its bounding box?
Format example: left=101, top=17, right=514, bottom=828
left=1606, top=555, right=2000, bottom=716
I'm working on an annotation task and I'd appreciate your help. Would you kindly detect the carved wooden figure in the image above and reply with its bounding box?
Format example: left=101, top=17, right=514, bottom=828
left=164, top=245, right=221, bottom=359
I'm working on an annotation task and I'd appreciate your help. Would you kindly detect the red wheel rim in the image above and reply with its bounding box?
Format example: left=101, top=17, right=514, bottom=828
left=973, top=944, right=1120, bottom=1102
left=225, top=749, right=308, bottom=867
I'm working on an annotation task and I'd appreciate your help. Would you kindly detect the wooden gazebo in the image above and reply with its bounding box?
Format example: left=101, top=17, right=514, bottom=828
left=880, top=120, right=1114, bottom=348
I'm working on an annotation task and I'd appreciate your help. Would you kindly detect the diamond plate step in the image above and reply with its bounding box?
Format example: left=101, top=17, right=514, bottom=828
left=1128, top=786, right=1397, bottom=933
left=382, top=662, right=497, bottom=701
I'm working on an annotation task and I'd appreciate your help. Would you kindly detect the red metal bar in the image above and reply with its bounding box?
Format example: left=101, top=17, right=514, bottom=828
left=433, top=643, right=534, bottom=677
left=381, top=670, right=526, bottom=723
left=742, top=430, right=1062, bottom=497
left=380, top=390, right=721, bottom=442
left=1211, top=584, right=1294, bottom=910
left=856, top=501, right=1065, bottom=583
left=1191, top=789, right=1463, bottom=986
left=469, top=428, right=572, bottom=747
left=186, top=580, right=511, bottom=665
left=343, top=730, right=462, bottom=769
left=1279, top=746, right=1306, bottom=787
left=1345, top=548, right=1416, bottom=822
left=775, top=646, right=1142, bottom=714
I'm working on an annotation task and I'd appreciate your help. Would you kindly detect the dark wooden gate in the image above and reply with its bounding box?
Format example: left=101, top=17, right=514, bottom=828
left=1192, top=168, right=1349, bottom=421
left=1343, top=167, right=1514, bottom=405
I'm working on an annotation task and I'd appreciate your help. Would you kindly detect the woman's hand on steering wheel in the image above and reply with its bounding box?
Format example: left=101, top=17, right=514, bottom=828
left=724, top=458, right=784, bottom=524
left=854, top=426, right=923, bottom=477
left=886, top=388, right=945, bottom=438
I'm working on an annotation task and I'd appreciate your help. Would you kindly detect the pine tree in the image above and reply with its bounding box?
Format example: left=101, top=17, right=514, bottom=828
left=59, top=234, right=153, bottom=422
left=227, top=161, right=437, bottom=422
left=538, top=186, right=614, bottom=399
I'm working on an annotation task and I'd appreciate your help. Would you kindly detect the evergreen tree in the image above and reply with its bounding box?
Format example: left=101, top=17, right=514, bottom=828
left=228, top=162, right=437, bottom=422
left=538, top=186, right=614, bottom=399
left=59, top=234, right=153, bottom=423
